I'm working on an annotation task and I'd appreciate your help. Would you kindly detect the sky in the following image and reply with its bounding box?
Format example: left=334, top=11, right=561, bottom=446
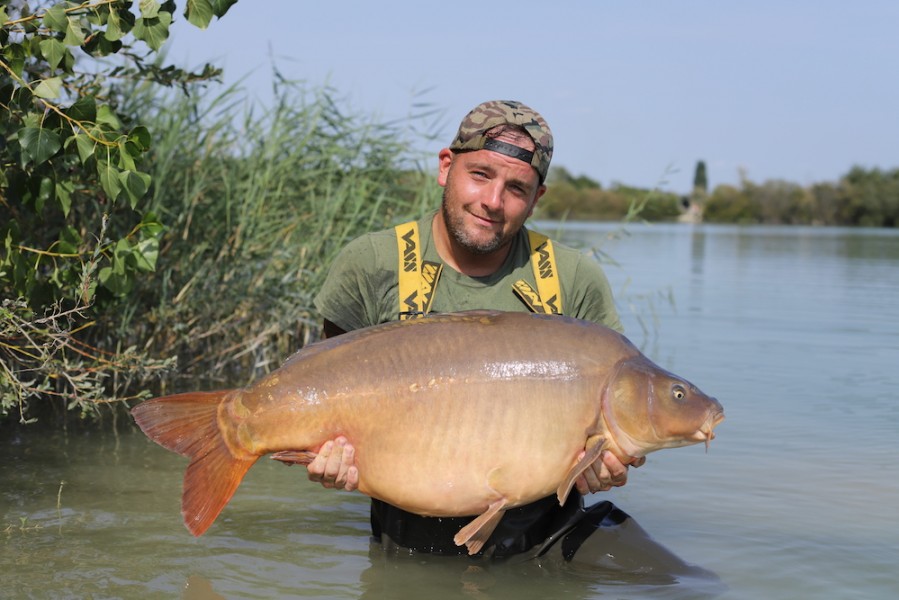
left=165, top=1, right=898, bottom=194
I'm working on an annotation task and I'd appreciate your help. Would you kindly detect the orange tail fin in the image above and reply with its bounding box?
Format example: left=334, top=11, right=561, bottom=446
left=131, top=391, right=257, bottom=536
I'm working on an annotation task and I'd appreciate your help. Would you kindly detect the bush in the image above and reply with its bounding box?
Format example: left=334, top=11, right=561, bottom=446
left=1, top=1, right=445, bottom=425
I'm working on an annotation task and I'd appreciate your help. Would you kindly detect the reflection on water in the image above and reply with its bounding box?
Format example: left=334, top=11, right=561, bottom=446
left=4, top=223, right=899, bottom=599
left=1, top=425, right=723, bottom=599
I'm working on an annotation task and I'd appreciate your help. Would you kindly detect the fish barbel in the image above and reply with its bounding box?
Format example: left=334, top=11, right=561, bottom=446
left=131, top=311, right=724, bottom=554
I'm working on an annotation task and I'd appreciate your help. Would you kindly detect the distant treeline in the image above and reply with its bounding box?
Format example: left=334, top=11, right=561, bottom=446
left=539, top=165, right=899, bottom=227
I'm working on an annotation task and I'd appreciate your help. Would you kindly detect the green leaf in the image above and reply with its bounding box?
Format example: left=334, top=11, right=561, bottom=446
left=117, top=138, right=137, bottom=171
left=58, top=225, right=81, bottom=254
left=133, top=12, right=172, bottom=52
left=19, top=127, right=62, bottom=165
left=63, top=16, right=87, bottom=46
left=37, top=177, right=55, bottom=214
left=104, top=238, right=140, bottom=293
left=56, top=181, right=74, bottom=217
left=105, top=5, right=136, bottom=40
left=22, top=112, right=41, bottom=129
left=128, top=126, right=152, bottom=152
left=140, top=0, right=161, bottom=19
left=32, top=77, right=62, bottom=99
left=210, top=0, right=239, bottom=17
left=113, top=237, right=132, bottom=263
left=40, top=38, right=68, bottom=70
left=73, top=133, right=96, bottom=164
left=185, top=0, right=214, bottom=28
left=66, top=96, right=97, bottom=123
left=99, top=264, right=133, bottom=296
left=140, top=212, right=165, bottom=237
left=82, top=33, right=122, bottom=57
left=119, top=170, right=152, bottom=209
left=132, top=236, right=159, bottom=272
left=42, top=4, right=68, bottom=33
left=106, top=7, right=124, bottom=41
left=96, top=104, right=123, bottom=129
left=2, top=43, right=26, bottom=77
left=98, top=160, right=122, bottom=200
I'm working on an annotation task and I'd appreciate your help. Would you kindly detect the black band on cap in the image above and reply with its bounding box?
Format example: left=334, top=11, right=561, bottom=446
left=483, top=138, right=535, bottom=164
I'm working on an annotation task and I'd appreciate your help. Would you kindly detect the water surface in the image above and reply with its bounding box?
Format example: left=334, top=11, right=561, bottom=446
left=3, top=223, right=898, bottom=599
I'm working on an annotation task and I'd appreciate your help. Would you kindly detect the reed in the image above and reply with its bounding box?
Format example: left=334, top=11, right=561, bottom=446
left=122, top=79, right=439, bottom=391
left=1, top=78, right=440, bottom=424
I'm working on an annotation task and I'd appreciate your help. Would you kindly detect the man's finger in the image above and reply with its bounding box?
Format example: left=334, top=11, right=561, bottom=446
left=587, top=463, right=608, bottom=491
left=344, top=466, right=359, bottom=492
left=322, top=438, right=348, bottom=483
left=575, top=474, right=589, bottom=495
left=307, top=440, right=333, bottom=483
left=331, top=440, right=354, bottom=488
left=602, top=451, right=628, bottom=486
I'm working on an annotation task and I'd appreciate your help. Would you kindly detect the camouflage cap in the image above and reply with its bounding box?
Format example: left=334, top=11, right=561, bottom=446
left=449, top=100, right=553, bottom=183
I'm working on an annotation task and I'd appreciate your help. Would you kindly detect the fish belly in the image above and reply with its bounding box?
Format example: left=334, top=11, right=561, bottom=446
left=248, top=376, right=596, bottom=517
left=234, top=312, right=623, bottom=517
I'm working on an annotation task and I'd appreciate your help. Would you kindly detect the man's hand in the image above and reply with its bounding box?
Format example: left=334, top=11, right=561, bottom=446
left=575, top=451, right=646, bottom=494
left=306, top=437, right=638, bottom=494
left=307, top=436, right=359, bottom=491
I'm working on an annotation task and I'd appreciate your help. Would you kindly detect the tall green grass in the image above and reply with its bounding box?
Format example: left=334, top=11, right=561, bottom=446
left=2, top=79, right=441, bottom=424
left=127, top=80, right=441, bottom=391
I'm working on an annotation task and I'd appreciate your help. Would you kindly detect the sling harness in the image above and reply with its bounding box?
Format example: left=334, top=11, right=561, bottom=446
left=395, top=221, right=562, bottom=319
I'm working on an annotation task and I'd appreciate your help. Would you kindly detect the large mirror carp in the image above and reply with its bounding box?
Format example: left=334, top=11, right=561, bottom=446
left=132, top=310, right=724, bottom=555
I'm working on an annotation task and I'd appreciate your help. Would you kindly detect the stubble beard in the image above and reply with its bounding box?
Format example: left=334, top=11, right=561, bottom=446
left=441, top=188, right=511, bottom=255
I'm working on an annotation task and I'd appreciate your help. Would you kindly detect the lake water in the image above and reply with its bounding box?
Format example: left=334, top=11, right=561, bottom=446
left=3, top=222, right=898, bottom=599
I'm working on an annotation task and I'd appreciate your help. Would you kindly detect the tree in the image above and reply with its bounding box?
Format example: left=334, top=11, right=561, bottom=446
left=839, top=166, right=899, bottom=227
left=2, top=0, right=238, bottom=306
left=1, top=0, right=238, bottom=422
left=692, top=160, right=708, bottom=195
left=703, top=184, right=753, bottom=223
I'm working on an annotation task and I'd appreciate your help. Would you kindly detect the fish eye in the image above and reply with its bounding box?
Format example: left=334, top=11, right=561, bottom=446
left=672, top=384, right=686, bottom=401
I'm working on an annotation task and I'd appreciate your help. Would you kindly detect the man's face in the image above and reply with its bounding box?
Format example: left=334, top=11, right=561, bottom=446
left=437, top=132, right=546, bottom=256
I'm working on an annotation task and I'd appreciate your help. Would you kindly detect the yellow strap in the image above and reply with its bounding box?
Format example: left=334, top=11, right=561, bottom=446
left=399, top=222, right=558, bottom=317
left=512, top=279, right=545, bottom=313
left=526, top=230, right=562, bottom=315
left=396, top=222, right=423, bottom=319
left=420, top=260, right=443, bottom=314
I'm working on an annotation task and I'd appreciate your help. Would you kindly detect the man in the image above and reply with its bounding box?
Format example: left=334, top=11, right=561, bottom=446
left=309, top=100, right=642, bottom=559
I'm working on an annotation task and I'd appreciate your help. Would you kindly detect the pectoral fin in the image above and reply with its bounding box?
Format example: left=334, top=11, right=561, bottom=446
left=453, top=499, right=508, bottom=555
left=556, top=438, right=606, bottom=505
left=270, top=450, right=318, bottom=466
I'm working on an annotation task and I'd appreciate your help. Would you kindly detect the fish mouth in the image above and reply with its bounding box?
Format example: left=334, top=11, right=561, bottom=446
left=695, top=410, right=725, bottom=451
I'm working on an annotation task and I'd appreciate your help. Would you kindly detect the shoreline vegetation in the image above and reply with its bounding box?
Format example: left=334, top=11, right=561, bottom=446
left=541, top=163, right=899, bottom=228
left=2, top=2, right=896, bottom=427
left=2, top=80, right=441, bottom=427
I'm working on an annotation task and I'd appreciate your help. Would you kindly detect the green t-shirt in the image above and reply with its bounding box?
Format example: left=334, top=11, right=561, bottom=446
left=315, top=212, right=622, bottom=333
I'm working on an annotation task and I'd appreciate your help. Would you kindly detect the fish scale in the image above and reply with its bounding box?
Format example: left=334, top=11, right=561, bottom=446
left=132, top=310, right=724, bottom=555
